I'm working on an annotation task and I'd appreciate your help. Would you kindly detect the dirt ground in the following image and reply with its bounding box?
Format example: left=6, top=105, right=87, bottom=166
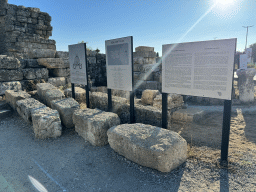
left=170, top=109, right=256, bottom=169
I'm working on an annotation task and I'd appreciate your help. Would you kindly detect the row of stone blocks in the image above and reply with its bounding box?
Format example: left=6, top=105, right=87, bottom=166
left=5, top=85, right=187, bottom=172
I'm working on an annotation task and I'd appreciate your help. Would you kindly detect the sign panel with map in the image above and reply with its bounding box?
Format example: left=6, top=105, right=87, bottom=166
left=105, top=36, right=133, bottom=91
left=68, top=43, right=87, bottom=85
left=162, top=38, right=236, bottom=100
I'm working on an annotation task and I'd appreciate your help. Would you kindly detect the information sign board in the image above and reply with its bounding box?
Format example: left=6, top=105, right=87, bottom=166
left=105, top=36, right=133, bottom=91
left=68, top=43, right=87, bottom=85
left=162, top=38, right=236, bottom=100
left=240, top=54, right=248, bottom=70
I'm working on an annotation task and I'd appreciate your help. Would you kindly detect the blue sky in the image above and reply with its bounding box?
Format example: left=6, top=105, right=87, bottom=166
left=9, top=0, right=256, bottom=55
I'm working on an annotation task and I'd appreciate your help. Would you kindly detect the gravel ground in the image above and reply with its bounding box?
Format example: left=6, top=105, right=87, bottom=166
left=1, top=111, right=256, bottom=192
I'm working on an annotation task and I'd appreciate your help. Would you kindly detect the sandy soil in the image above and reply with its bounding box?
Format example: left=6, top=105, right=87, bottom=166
left=169, top=109, right=256, bottom=169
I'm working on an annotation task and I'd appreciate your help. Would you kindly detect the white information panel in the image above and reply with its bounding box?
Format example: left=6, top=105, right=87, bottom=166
left=68, top=43, right=87, bottom=85
left=246, top=48, right=252, bottom=63
left=240, top=54, right=248, bottom=70
left=162, top=38, right=237, bottom=100
left=105, top=36, right=133, bottom=91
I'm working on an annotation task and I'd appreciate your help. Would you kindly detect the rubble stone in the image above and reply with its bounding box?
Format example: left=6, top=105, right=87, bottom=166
left=0, top=81, right=22, bottom=95
left=37, top=58, right=69, bottom=68
left=16, top=98, right=46, bottom=123
left=141, top=89, right=160, bottom=105
left=73, top=108, right=120, bottom=146
left=51, top=98, right=80, bottom=128
left=31, top=107, right=62, bottom=139
left=107, top=123, right=187, bottom=172
left=5, top=90, right=31, bottom=109
left=45, top=89, right=65, bottom=107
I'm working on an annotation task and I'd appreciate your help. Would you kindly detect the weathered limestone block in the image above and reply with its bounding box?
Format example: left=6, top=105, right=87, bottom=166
left=31, top=107, right=62, bottom=139
left=135, top=104, right=163, bottom=127
left=27, top=49, right=56, bottom=59
left=135, top=46, right=154, bottom=52
left=141, top=89, right=160, bottom=105
left=107, top=123, right=187, bottom=172
left=26, top=59, right=41, bottom=68
left=142, top=64, right=160, bottom=73
left=0, top=55, right=21, bottom=69
left=97, top=86, right=108, bottom=93
left=172, top=108, right=205, bottom=123
left=0, top=81, right=22, bottom=95
left=47, top=77, right=66, bottom=87
left=112, top=89, right=130, bottom=99
left=5, top=90, right=31, bottom=109
left=64, top=87, right=86, bottom=102
left=45, top=89, right=65, bottom=107
left=73, top=108, right=120, bottom=146
left=36, top=83, right=57, bottom=103
left=237, top=68, right=256, bottom=103
left=16, top=98, right=46, bottom=123
left=51, top=98, right=80, bottom=128
left=133, top=51, right=156, bottom=58
left=37, top=58, right=69, bottom=69
left=23, top=68, right=48, bottom=80
left=153, top=94, right=184, bottom=110
left=49, top=68, right=70, bottom=77
left=55, top=51, right=69, bottom=58
left=0, top=69, right=23, bottom=82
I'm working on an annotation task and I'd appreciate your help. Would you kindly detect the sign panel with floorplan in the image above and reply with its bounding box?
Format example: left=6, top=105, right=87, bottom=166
left=162, top=38, right=237, bottom=100
left=68, top=43, right=87, bottom=85
left=105, top=36, right=133, bottom=91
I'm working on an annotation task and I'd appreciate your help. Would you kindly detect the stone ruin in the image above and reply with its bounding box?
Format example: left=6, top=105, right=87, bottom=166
left=0, top=0, right=106, bottom=95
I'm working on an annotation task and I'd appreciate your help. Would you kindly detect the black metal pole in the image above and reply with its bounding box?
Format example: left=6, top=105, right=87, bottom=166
left=86, top=85, right=90, bottom=108
left=220, top=99, right=232, bottom=166
left=130, top=90, right=135, bottom=123
left=162, top=93, right=168, bottom=129
left=108, top=89, right=112, bottom=112
left=130, top=36, right=135, bottom=124
left=84, top=43, right=90, bottom=108
left=71, top=83, right=75, bottom=99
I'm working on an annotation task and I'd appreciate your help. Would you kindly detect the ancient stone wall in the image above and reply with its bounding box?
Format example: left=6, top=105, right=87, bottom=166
left=133, top=46, right=162, bottom=97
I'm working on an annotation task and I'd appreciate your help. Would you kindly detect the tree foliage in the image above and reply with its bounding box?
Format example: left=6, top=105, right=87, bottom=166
left=249, top=43, right=256, bottom=63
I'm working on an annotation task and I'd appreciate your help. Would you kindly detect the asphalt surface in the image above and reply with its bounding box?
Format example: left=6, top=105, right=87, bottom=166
left=0, top=112, right=186, bottom=192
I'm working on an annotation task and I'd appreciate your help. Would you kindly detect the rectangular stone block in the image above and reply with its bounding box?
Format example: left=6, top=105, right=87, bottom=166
left=31, top=107, right=62, bottom=139
left=49, top=68, right=70, bottom=77
left=55, top=51, right=69, bottom=59
left=141, top=89, right=160, bottom=105
left=172, top=108, right=205, bottom=123
left=5, top=90, right=31, bottom=109
left=0, top=55, right=21, bottom=69
left=64, top=87, right=86, bottom=102
left=107, top=123, right=187, bottom=172
left=153, top=94, right=183, bottom=110
left=135, top=46, right=154, bottom=52
left=16, top=98, right=46, bottom=123
left=45, top=89, right=65, bottom=107
left=0, top=81, right=22, bottom=95
left=27, top=49, right=56, bottom=59
left=133, top=51, right=156, bottom=58
left=26, top=59, right=41, bottom=68
left=0, top=69, right=23, bottom=82
left=37, top=58, right=69, bottom=69
left=47, top=77, right=66, bottom=87
left=73, top=108, right=120, bottom=146
left=51, top=98, right=80, bottom=128
left=23, top=68, right=48, bottom=80
left=36, top=83, right=57, bottom=103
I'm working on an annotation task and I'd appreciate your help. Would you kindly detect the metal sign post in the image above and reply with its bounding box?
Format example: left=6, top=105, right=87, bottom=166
left=162, top=93, right=168, bottom=129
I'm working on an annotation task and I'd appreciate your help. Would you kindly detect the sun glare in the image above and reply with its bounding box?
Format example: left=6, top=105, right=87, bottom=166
left=216, top=0, right=234, bottom=6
